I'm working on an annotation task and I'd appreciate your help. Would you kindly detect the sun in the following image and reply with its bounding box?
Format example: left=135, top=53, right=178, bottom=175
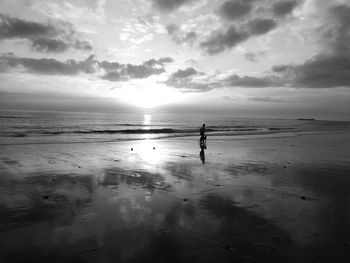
left=111, top=82, right=187, bottom=108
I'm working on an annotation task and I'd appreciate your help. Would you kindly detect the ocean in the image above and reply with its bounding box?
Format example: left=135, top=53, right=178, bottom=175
left=0, top=110, right=349, bottom=145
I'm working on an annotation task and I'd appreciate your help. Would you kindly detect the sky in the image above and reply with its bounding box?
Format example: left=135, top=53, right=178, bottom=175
left=0, top=0, right=350, bottom=120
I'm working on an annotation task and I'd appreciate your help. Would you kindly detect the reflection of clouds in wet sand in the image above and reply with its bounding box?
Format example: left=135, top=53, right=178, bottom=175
left=1, top=132, right=350, bottom=262
left=100, top=167, right=173, bottom=192
left=0, top=173, right=93, bottom=231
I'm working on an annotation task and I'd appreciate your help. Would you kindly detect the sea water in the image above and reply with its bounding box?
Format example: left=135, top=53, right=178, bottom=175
left=0, top=110, right=349, bottom=145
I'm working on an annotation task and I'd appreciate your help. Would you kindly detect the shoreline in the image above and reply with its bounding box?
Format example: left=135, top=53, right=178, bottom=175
left=1, top=125, right=349, bottom=146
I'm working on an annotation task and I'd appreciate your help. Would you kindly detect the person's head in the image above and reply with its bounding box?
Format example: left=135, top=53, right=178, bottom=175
left=203, top=124, right=205, bottom=127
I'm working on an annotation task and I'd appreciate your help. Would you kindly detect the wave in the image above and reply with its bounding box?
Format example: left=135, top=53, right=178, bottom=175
left=3, top=126, right=282, bottom=137
left=0, top=116, right=32, bottom=119
left=77, top=128, right=181, bottom=134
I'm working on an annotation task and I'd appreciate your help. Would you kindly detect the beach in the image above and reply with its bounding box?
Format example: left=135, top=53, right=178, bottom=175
left=1, top=128, right=350, bottom=262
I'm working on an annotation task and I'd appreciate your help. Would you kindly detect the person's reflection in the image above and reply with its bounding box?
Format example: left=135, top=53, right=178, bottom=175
left=200, top=146, right=205, bottom=164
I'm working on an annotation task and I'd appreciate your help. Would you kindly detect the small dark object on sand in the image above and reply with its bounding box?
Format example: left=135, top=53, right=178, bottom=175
left=43, top=195, right=49, bottom=199
left=283, top=166, right=287, bottom=168
left=131, top=148, right=133, bottom=151
left=183, top=198, right=188, bottom=202
left=153, top=147, right=155, bottom=150
left=301, top=196, right=306, bottom=200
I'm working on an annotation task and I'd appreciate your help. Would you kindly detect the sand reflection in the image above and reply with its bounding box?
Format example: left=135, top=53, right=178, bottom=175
left=1, top=133, right=350, bottom=262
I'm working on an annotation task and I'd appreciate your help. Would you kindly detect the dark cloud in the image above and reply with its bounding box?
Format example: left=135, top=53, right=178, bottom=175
left=272, top=0, right=299, bottom=17
left=101, top=71, right=123, bottom=81
left=126, top=64, right=164, bottom=79
left=101, top=57, right=173, bottom=81
left=248, top=18, right=276, bottom=35
left=164, top=67, right=287, bottom=92
left=221, top=3, right=350, bottom=91
left=194, top=0, right=298, bottom=55
left=323, top=4, right=350, bottom=55
left=0, top=13, right=92, bottom=53
left=0, top=54, right=174, bottom=81
left=223, top=74, right=285, bottom=87
left=270, top=4, right=350, bottom=89
left=0, top=54, right=79, bottom=75
left=200, top=26, right=249, bottom=55
left=143, top=57, right=174, bottom=67
left=217, top=0, right=253, bottom=21
left=166, top=24, right=197, bottom=45
left=74, top=40, right=93, bottom=51
left=167, top=81, right=216, bottom=93
left=272, top=54, right=350, bottom=88
left=151, top=0, right=193, bottom=12
left=170, top=67, right=198, bottom=79
left=78, top=55, right=99, bottom=74
left=0, top=14, right=56, bottom=39
left=31, top=38, right=70, bottom=53
left=200, top=18, right=276, bottom=55
left=164, top=67, right=218, bottom=92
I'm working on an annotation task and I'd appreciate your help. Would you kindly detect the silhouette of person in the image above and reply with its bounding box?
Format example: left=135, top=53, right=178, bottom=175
left=199, top=124, right=206, bottom=147
left=200, top=147, right=205, bottom=164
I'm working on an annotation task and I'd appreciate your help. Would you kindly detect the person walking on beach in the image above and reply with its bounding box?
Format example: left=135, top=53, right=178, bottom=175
left=200, top=124, right=206, bottom=147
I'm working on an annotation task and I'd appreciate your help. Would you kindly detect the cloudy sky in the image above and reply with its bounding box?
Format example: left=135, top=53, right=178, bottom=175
left=0, top=0, right=350, bottom=119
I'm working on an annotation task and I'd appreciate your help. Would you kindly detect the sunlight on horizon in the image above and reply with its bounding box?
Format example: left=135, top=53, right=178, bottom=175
left=143, top=114, right=151, bottom=125
left=110, top=83, right=189, bottom=109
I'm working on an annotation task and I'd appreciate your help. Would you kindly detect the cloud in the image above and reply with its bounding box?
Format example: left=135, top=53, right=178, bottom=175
left=248, top=18, right=276, bottom=35
left=0, top=54, right=80, bottom=75
left=0, top=13, right=56, bottom=39
left=217, top=0, right=253, bottom=21
left=270, top=4, right=350, bottom=89
left=0, top=13, right=92, bottom=53
left=144, top=57, right=174, bottom=66
left=223, top=74, right=285, bottom=87
left=244, top=51, right=266, bottom=62
left=247, top=96, right=287, bottom=102
left=166, top=24, right=197, bottom=45
left=31, top=38, right=70, bottom=53
left=165, top=67, right=219, bottom=92
left=163, top=67, right=286, bottom=92
left=0, top=53, right=174, bottom=81
left=119, top=15, right=166, bottom=45
left=74, top=40, right=93, bottom=51
left=322, top=4, right=350, bottom=55
left=169, top=67, right=198, bottom=78
left=272, top=0, right=299, bottom=17
left=272, top=54, right=350, bottom=88
left=200, top=17, right=276, bottom=55
left=101, top=57, right=173, bottom=81
left=150, top=0, right=193, bottom=12
left=200, top=26, right=249, bottom=55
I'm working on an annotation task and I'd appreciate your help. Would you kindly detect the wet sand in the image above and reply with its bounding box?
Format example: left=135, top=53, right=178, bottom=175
left=1, top=130, right=350, bottom=262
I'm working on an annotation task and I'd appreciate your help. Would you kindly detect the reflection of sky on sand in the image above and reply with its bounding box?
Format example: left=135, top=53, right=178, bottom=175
left=1, top=138, right=350, bottom=262
left=127, top=139, right=166, bottom=167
